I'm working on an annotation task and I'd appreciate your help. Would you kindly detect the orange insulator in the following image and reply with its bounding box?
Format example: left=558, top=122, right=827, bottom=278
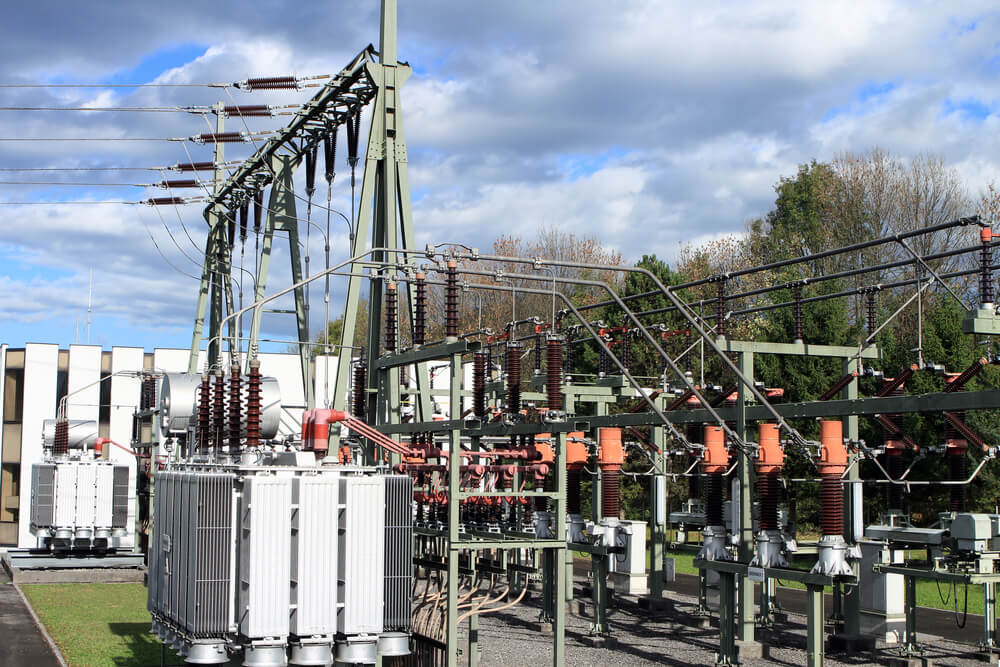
left=702, top=425, right=728, bottom=473
left=983, top=227, right=994, bottom=243
left=598, top=428, right=624, bottom=470
left=534, top=438, right=555, bottom=465
left=756, top=423, right=784, bottom=473
left=817, top=419, right=847, bottom=475
left=567, top=437, right=589, bottom=468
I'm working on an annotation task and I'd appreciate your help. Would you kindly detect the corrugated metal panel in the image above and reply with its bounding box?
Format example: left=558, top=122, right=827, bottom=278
left=74, top=463, right=97, bottom=529
left=54, top=464, right=77, bottom=528
left=383, top=475, right=413, bottom=632
left=147, top=471, right=164, bottom=615
left=112, top=465, right=130, bottom=529
left=239, top=475, right=291, bottom=640
left=30, top=464, right=55, bottom=529
left=179, top=473, right=195, bottom=631
left=290, top=473, right=339, bottom=636
left=192, top=473, right=233, bottom=636
left=94, top=465, right=113, bottom=529
left=339, top=475, right=385, bottom=635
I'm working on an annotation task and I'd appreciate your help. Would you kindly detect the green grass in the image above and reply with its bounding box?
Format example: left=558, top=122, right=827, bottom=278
left=20, top=583, right=180, bottom=667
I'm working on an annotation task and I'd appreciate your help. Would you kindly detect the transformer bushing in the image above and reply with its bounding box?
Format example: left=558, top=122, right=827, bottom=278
left=812, top=420, right=853, bottom=577
left=698, top=425, right=732, bottom=561
left=751, top=423, right=787, bottom=568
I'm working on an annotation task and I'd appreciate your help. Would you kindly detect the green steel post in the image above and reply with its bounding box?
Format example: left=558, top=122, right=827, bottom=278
left=842, top=358, right=861, bottom=636
left=446, top=350, right=462, bottom=667
left=718, top=571, right=737, bottom=665
left=468, top=611, right=479, bottom=667
left=649, top=414, right=667, bottom=601
left=191, top=104, right=225, bottom=371
left=554, top=431, right=567, bottom=667
left=590, top=398, right=609, bottom=637
left=736, top=351, right=755, bottom=645
left=806, top=584, right=825, bottom=667
left=904, top=574, right=917, bottom=656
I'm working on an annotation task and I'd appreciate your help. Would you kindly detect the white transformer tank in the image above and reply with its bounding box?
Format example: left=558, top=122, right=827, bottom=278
left=148, top=465, right=413, bottom=667
left=30, top=460, right=130, bottom=550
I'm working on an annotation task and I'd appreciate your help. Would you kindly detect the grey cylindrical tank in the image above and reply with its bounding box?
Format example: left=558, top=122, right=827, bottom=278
left=42, top=419, right=98, bottom=450
left=159, top=372, right=282, bottom=439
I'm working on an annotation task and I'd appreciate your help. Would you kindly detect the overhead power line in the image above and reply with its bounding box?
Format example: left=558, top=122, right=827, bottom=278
left=0, top=75, right=330, bottom=90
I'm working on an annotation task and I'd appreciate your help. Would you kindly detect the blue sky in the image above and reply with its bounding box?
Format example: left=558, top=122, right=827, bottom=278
left=1, top=2, right=999, bottom=353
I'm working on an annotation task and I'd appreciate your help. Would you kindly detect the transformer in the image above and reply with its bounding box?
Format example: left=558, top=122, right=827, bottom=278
left=30, top=458, right=130, bottom=550
left=147, top=462, right=413, bottom=666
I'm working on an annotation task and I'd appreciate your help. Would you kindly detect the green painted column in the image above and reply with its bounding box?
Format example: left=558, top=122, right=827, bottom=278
left=736, top=351, right=756, bottom=645
left=842, top=358, right=862, bottom=636
left=446, top=350, right=462, bottom=667
left=806, top=584, right=825, bottom=667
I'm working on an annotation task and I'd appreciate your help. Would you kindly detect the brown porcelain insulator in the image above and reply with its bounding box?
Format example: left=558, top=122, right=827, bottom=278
left=384, top=283, right=398, bottom=353
left=445, top=260, right=458, bottom=338
left=414, top=272, right=427, bottom=345
left=53, top=419, right=69, bottom=456
left=472, top=351, right=488, bottom=418
left=229, top=364, right=241, bottom=452
left=546, top=336, right=563, bottom=409
left=506, top=343, right=521, bottom=413
left=704, top=473, right=724, bottom=526
left=819, top=474, right=844, bottom=537
left=198, top=374, right=211, bottom=451
left=246, top=360, right=262, bottom=449
left=213, top=371, right=225, bottom=452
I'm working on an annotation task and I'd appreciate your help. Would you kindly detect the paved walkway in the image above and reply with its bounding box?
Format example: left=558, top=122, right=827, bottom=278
left=0, top=569, right=61, bottom=667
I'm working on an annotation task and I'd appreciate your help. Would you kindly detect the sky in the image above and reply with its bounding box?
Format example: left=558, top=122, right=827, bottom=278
left=0, top=1, right=999, bottom=352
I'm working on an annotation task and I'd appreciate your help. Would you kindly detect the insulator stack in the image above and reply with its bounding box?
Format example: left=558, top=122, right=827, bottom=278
left=567, top=468, right=582, bottom=515
left=981, top=228, right=995, bottom=306
left=196, top=132, right=246, bottom=144
left=160, top=179, right=200, bottom=189
left=228, top=364, right=241, bottom=452
left=226, top=211, right=236, bottom=247
left=352, top=356, right=367, bottom=419
left=949, top=452, right=967, bottom=512
left=793, top=283, right=803, bottom=341
left=53, top=419, right=69, bottom=456
left=147, top=197, right=187, bottom=206
left=819, top=475, right=844, bottom=537
left=506, top=343, right=522, bottom=412
left=602, top=470, right=620, bottom=519
left=198, top=374, right=211, bottom=451
left=413, top=272, right=427, bottom=346
left=239, top=200, right=249, bottom=243
left=563, top=337, right=575, bottom=375
left=598, top=345, right=610, bottom=376
left=140, top=377, right=154, bottom=411
left=222, top=104, right=272, bottom=117
left=323, top=128, right=337, bottom=182
left=620, top=332, right=632, bottom=373
left=546, top=336, right=563, bottom=409
left=472, top=351, right=488, bottom=418
left=243, top=76, right=298, bottom=91
left=213, top=371, right=225, bottom=452
left=305, top=146, right=317, bottom=196
left=533, top=332, right=543, bottom=374
left=174, top=161, right=216, bottom=172
left=866, top=292, right=877, bottom=334
left=599, top=428, right=624, bottom=520
left=705, top=473, right=724, bottom=526
left=384, top=283, right=398, bottom=353
left=253, top=190, right=263, bottom=234
left=817, top=372, right=858, bottom=401
left=245, top=360, right=262, bottom=449
left=445, top=260, right=458, bottom=339
left=758, top=472, right=780, bottom=531
left=716, top=279, right=727, bottom=337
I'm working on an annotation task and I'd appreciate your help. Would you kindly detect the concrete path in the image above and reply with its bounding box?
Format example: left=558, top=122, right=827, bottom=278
left=0, top=569, right=62, bottom=667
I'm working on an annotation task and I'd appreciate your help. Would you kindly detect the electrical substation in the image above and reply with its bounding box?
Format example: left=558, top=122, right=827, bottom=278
left=8, top=2, right=1000, bottom=667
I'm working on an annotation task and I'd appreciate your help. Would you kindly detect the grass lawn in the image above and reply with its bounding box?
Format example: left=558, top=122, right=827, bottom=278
left=20, top=583, right=180, bottom=667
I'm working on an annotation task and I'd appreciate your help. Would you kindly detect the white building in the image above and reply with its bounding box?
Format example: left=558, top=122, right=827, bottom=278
left=0, top=343, right=341, bottom=549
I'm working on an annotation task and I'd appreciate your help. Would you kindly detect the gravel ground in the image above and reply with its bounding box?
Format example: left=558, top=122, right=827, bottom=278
left=452, top=579, right=999, bottom=666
